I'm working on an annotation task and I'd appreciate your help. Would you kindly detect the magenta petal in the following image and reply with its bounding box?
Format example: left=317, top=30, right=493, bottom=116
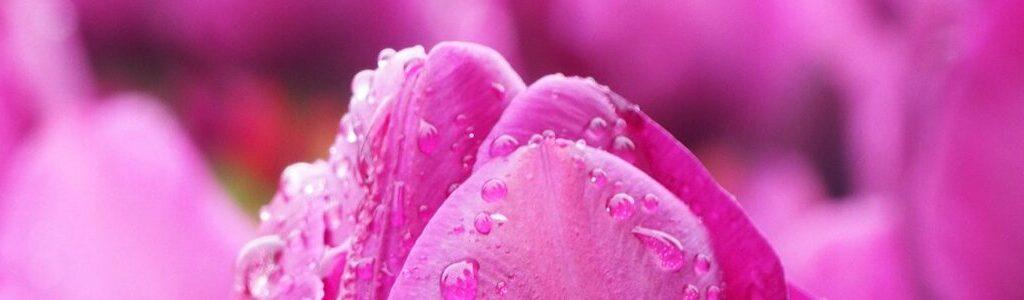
left=0, top=96, right=253, bottom=299
left=478, top=76, right=788, bottom=297
left=907, top=2, right=1024, bottom=298
left=390, top=141, right=726, bottom=298
left=240, top=42, right=526, bottom=298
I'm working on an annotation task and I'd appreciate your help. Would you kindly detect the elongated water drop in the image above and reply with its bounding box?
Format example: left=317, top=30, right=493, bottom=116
left=489, top=134, right=520, bottom=158
left=440, top=259, right=480, bottom=300
left=418, top=119, right=439, bottom=154
left=694, top=254, right=712, bottom=275
left=606, top=193, right=636, bottom=220
left=481, top=179, right=508, bottom=203
left=631, top=226, right=686, bottom=272
left=351, top=70, right=374, bottom=102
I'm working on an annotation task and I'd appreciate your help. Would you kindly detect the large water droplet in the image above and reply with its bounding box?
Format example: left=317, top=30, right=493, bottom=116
left=351, top=70, right=374, bottom=102
left=418, top=119, right=440, bottom=154
left=481, top=179, right=508, bottom=203
left=589, top=117, right=608, bottom=131
left=542, top=129, right=557, bottom=139
left=440, top=259, right=480, bottom=300
left=606, top=193, right=636, bottom=220
left=236, top=235, right=286, bottom=298
left=683, top=284, right=700, bottom=300
left=527, top=134, right=543, bottom=145
left=694, top=254, right=711, bottom=275
left=641, top=193, right=660, bottom=212
left=489, top=134, right=520, bottom=158
left=631, top=226, right=686, bottom=272
left=474, top=212, right=493, bottom=235
left=491, top=82, right=506, bottom=97
left=589, top=168, right=608, bottom=187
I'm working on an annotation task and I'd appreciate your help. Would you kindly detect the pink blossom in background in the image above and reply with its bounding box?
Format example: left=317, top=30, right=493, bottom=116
left=1, top=0, right=252, bottom=298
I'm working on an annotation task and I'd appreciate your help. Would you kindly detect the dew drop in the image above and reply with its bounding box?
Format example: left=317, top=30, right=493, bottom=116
left=474, top=212, right=493, bottom=235
left=589, top=117, right=608, bottom=131
left=351, top=70, right=374, bottom=102
left=706, top=285, right=722, bottom=300
left=418, top=120, right=440, bottom=154
left=613, top=118, right=627, bottom=132
left=481, top=179, right=508, bottom=203
left=454, top=114, right=468, bottom=125
left=542, top=129, right=556, bottom=139
left=683, top=284, right=700, bottom=300
left=489, top=135, right=520, bottom=158
left=377, top=48, right=396, bottom=68
left=527, top=134, right=543, bottom=145
left=440, top=259, right=480, bottom=300
left=694, top=254, right=711, bottom=275
left=491, top=82, right=506, bottom=97
left=236, top=235, right=286, bottom=298
left=489, top=213, right=508, bottom=224
left=589, top=168, right=608, bottom=187
left=641, top=193, right=660, bottom=212
left=606, top=193, right=636, bottom=220
left=613, top=136, right=636, bottom=152
left=631, top=226, right=686, bottom=272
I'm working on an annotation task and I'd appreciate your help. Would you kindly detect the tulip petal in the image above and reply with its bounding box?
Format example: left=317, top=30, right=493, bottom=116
left=0, top=95, right=253, bottom=299
left=242, top=42, right=526, bottom=299
left=477, top=75, right=788, bottom=297
left=391, top=140, right=726, bottom=298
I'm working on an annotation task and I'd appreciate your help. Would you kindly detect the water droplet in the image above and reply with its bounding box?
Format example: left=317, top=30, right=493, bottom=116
left=641, top=193, right=660, bottom=211
left=489, top=213, right=508, bottom=224
left=237, top=235, right=286, bottom=298
left=631, top=226, right=686, bottom=272
left=527, top=134, right=543, bottom=145
left=542, top=129, right=557, bottom=139
left=606, top=193, right=636, bottom=220
left=418, top=120, right=440, bottom=154
left=706, top=285, right=722, bottom=300
left=589, top=168, right=608, bottom=187
left=481, top=179, right=508, bottom=203
left=454, top=114, right=468, bottom=125
left=489, top=135, right=520, bottom=158
left=683, top=284, right=700, bottom=300
left=259, top=207, right=272, bottom=222
left=589, top=117, right=608, bottom=131
left=491, top=82, right=506, bottom=97
left=280, top=162, right=314, bottom=198
left=495, top=281, right=509, bottom=295
left=351, top=70, right=374, bottom=102
left=613, top=136, right=635, bottom=152
left=474, top=213, right=493, bottom=235
left=377, top=48, right=396, bottom=68
left=440, top=259, right=480, bottom=300
left=613, top=118, right=627, bottom=132
left=694, top=254, right=711, bottom=275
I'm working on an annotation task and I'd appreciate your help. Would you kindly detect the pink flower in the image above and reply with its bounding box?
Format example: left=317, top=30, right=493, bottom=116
left=236, top=43, right=809, bottom=298
left=1, top=0, right=253, bottom=298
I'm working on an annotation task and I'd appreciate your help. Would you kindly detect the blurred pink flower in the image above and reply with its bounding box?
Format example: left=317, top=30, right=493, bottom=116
left=1, top=0, right=254, bottom=298
left=235, top=42, right=809, bottom=299
left=904, top=0, right=1024, bottom=297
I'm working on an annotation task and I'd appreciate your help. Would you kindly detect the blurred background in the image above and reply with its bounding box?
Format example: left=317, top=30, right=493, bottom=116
left=2, top=0, right=1022, bottom=299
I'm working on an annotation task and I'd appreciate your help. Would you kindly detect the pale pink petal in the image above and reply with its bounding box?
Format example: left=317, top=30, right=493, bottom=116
left=477, top=75, right=788, bottom=297
left=391, top=140, right=727, bottom=298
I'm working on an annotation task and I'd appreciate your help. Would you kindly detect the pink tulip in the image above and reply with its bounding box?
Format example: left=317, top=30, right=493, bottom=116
left=904, top=0, right=1024, bottom=297
left=236, top=42, right=808, bottom=299
left=1, top=0, right=254, bottom=298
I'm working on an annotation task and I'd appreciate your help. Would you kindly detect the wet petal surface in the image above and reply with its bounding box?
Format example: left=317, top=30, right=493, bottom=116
left=391, top=141, right=724, bottom=298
